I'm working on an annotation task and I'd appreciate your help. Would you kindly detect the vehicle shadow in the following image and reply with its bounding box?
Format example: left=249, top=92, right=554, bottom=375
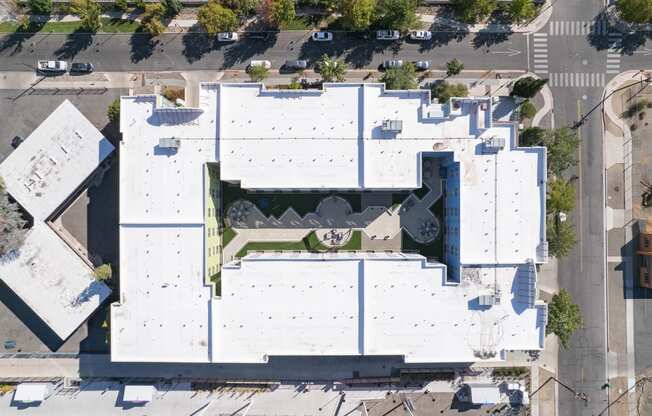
left=55, top=28, right=94, bottom=60
left=0, top=22, right=45, bottom=57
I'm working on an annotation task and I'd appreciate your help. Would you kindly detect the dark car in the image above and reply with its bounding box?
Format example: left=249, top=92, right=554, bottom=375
left=70, top=62, right=94, bottom=73
left=284, top=59, right=308, bottom=70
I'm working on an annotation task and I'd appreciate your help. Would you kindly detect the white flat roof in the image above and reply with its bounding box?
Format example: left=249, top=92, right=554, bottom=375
left=13, top=383, right=52, bottom=403
left=116, top=84, right=547, bottom=363
left=213, top=253, right=545, bottom=363
left=122, top=385, right=156, bottom=403
left=0, top=100, right=113, bottom=340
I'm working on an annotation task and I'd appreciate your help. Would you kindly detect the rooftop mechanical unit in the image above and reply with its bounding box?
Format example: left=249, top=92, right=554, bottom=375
left=159, top=137, right=181, bottom=149
left=483, top=137, right=505, bottom=153
left=382, top=119, right=403, bottom=133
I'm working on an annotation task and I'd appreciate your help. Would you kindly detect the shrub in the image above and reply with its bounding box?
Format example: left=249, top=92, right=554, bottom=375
left=381, top=63, right=417, bottom=90
left=446, top=59, right=464, bottom=77
left=316, top=54, right=347, bottom=82
left=247, top=64, right=269, bottom=82
left=432, top=82, right=469, bottom=104
left=162, top=86, right=184, bottom=102
left=107, top=98, right=120, bottom=123
left=511, top=76, right=547, bottom=99
left=519, top=126, right=545, bottom=146
left=640, top=111, right=646, bottom=120
left=519, top=100, right=537, bottom=120
left=94, top=264, right=112, bottom=281
left=28, top=0, right=52, bottom=15
left=114, top=0, right=128, bottom=12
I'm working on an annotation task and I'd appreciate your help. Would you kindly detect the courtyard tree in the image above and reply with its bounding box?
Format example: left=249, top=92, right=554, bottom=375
left=70, top=0, right=102, bottom=32
left=508, top=0, right=537, bottom=24
left=94, top=263, right=113, bottom=282
left=546, top=288, right=583, bottom=348
left=375, top=0, right=419, bottom=31
left=316, top=54, right=347, bottom=82
left=247, top=64, right=269, bottom=82
left=28, top=0, right=52, bottom=15
left=381, top=63, right=418, bottom=90
left=519, top=100, right=537, bottom=121
left=452, top=0, right=497, bottom=23
left=0, top=178, right=27, bottom=257
left=141, top=3, right=166, bottom=36
left=547, top=178, right=575, bottom=215
left=446, top=59, right=464, bottom=77
left=107, top=98, right=120, bottom=123
left=259, top=0, right=295, bottom=27
left=547, top=217, right=576, bottom=258
left=616, top=0, right=652, bottom=24
left=339, top=0, right=376, bottom=31
left=198, top=0, right=239, bottom=35
left=511, top=76, right=547, bottom=99
left=432, top=82, right=469, bottom=104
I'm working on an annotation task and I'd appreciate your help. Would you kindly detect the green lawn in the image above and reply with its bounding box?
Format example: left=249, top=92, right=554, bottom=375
left=222, top=227, right=237, bottom=248
left=0, top=18, right=141, bottom=33
left=236, top=230, right=362, bottom=258
left=278, top=16, right=314, bottom=30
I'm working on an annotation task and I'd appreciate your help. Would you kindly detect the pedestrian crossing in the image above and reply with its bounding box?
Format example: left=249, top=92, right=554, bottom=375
left=532, top=33, right=549, bottom=75
left=548, top=19, right=609, bottom=36
left=606, top=34, right=622, bottom=74
left=548, top=73, right=606, bottom=88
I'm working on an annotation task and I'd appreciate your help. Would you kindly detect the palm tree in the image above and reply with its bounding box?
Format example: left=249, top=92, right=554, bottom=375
left=316, top=54, right=347, bottom=83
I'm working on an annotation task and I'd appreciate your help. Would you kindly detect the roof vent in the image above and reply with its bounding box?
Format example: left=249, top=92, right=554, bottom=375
left=381, top=119, right=403, bottom=133
left=159, top=137, right=180, bottom=149
left=482, top=137, right=505, bottom=153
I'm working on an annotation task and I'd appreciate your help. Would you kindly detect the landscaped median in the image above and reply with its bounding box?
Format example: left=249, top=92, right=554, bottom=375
left=0, top=17, right=141, bottom=33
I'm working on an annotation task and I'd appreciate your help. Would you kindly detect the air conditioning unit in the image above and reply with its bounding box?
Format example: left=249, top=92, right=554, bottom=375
left=159, top=137, right=180, bottom=149
left=483, top=137, right=505, bottom=153
left=381, top=119, right=403, bottom=133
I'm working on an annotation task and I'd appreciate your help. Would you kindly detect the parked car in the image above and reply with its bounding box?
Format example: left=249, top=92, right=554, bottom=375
left=311, top=31, right=333, bottom=42
left=36, top=60, right=67, bottom=74
left=383, top=59, right=404, bottom=69
left=70, top=62, right=94, bottom=74
left=284, top=59, right=308, bottom=70
left=414, top=60, right=431, bottom=70
left=249, top=60, right=272, bottom=69
left=409, top=30, right=432, bottom=41
left=376, top=30, right=400, bottom=40
left=217, top=32, right=238, bottom=42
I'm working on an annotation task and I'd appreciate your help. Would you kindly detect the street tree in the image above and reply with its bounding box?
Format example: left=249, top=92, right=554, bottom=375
left=163, top=0, right=183, bottom=17
left=114, top=0, right=128, bottom=12
left=259, top=0, right=296, bottom=27
left=519, top=100, right=537, bottom=120
left=546, top=288, right=583, bottom=349
left=432, top=82, right=469, bottom=104
left=375, top=0, right=419, bottom=31
left=545, top=127, right=579, bottom=177
left=247, top=65, right=269, bottom=82
left=70, top=0, right=102, bottom=32
left=617, top=0, right=652, bottom=24
left=316, top=54, right=347, bottom=82
left=381, top=63, right=417, bottom=90
left=547, top=217, right=576, bottom=258
left=107, top=98, right=120, bottom=123
left=221, top=0, right=261, bottom=17
left=94, top=264, right=113, bottom=282
left=452, top=0, right=497, bottom=23
left=339, top=0, right=376, bottom=31
left=446, top=59, right=464, bottom=77
left=198, top=0, right=239, bottom=35
left=508, top=0, right=537, bottom=24
left=519, top=126, right=545, bottom=146
left=0, top=178, right=27, bottom=257
left=511, top=76, right=547, bottom=99
left=547, top=178, right=575, bottom=215
left=28, top=0, right=52, bottom=15
left=141, top=3, right=166, bottom=36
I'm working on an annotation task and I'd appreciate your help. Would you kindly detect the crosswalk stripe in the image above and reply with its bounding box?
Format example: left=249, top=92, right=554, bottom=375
left=548, top=73, right=607, bottom=87
left=548, top=19, right=609, bottom=35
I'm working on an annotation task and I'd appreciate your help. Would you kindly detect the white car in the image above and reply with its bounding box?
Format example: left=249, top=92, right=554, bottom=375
left=312, top=31, right=333, bottom=42
left=249, top=60, right=272, bottom=69
left=383, top=59, right=404, bottom=69
left=409, top=30, right=432, bottom=41
left=217, top=32, right=238, bottom=42
left=376, top=30, right=400, bottom=40
left=36, top=60, right=67, bottom=74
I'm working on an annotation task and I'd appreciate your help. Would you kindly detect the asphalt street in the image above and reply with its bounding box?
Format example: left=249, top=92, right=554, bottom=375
left=1, top=3, right=652, bottom=415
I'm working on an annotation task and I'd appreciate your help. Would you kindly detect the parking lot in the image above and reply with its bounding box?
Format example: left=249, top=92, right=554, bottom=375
left=0, top=88, right=125, bottom=354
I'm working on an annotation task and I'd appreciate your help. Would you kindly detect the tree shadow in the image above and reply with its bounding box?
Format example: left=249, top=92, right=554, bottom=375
left=0, top=22, right=45, bottom=57
left=55, top=28, right=94, bottom=60
left=585, top=11, right=614, bottom=51
left=471, top=28, right=513, bottom=49
left=129, top=30, right=159, bottom=63
left=420, top=30, right=470, bottom=52
left=181, top=30, right=216, bottom=64
left=222, top=31, right=278, bottom=69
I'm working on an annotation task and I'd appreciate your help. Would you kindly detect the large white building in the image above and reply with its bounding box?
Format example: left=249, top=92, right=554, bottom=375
left=0, top=100, right=113, bottom=340
left=112, top=83, right=548, bottom=364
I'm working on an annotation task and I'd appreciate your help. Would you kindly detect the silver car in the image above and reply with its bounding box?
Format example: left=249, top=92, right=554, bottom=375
left=383, top=59, right=404, bottom=69
left=409, top=30, right=432, bottom=41
left=376, top=30, right=400, bottom=40
left=415, top=60, right=431, bottom=70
